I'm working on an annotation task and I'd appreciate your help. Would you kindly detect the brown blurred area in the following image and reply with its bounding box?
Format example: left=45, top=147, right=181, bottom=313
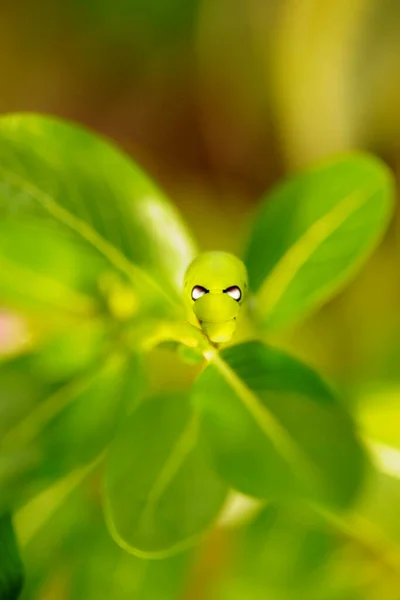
left=1, top=0, right=400, bottom=384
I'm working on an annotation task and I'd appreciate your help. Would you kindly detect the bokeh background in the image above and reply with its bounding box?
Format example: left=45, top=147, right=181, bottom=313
left=1, top=1, right=400, bottom=598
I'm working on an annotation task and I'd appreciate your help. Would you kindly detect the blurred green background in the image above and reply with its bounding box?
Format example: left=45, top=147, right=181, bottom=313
left=1, top=0, right=400, bottom=598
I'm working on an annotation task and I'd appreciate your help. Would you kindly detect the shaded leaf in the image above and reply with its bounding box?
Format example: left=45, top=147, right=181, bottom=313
left=0, top=324, right=107, bottom=441
left=192, top=341, right=367, bottom=507
left=105, top=393, right=228, bottom=557
left=0, top=512, right=24, bottom=600
left=18, top=483, right=191, bottom=600
left=71, top=517, right=192, bottom=600
left=0, top=346, right=142, bottom=511
left=244, top=153, right=394, bottom=332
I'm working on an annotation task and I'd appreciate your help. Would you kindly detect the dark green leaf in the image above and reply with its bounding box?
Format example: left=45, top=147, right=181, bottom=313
left=0, top=512, right=24, bottom=600
left=105, top=393, right=228, bottom=557
left=192, top=341, right=367, bottom=507
left=244, top=153, right=394, bottom=332
left=0, top=113, right=196, bottom=305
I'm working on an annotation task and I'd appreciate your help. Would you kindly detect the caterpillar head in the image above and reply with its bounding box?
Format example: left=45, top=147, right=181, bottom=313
left=184, top=251, right=248, bottom=343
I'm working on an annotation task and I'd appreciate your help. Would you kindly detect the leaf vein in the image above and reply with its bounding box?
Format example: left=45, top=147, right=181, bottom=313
left=0, top=167, right=176, bottom=309
left=258, top=189, right=371, bottom=317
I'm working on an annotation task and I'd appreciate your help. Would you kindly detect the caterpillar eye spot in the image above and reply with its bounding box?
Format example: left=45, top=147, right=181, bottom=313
left=224, top=286, right=241, bottom=301
left=191, top=285, right=208, bottom=301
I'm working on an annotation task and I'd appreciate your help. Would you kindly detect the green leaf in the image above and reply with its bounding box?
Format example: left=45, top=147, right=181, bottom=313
left=104, top=393, right=228, bottom=557
left=0, top=346, right=142, bottom=511
left=192, top=341, right=367, bottom=508
left=18, top=483, right=191, bottom=600
left=0, top=113, right=196, bottom=304
left=244, top=153, right=394, bottom=332
left=0, top=220, right=106, bottom=318
left=70, top=516, right=192, bottom=600
left=0, top=325, right=107, bottom=441
left=0, top=513, right=24, bottom=600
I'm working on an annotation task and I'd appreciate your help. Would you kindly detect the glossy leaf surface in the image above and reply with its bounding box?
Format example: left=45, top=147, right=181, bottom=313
left=244, top=154, right=394, bottom=331
left=193, top=341, right=367, bottom=507
left=0, top=113, right=196, bottom=304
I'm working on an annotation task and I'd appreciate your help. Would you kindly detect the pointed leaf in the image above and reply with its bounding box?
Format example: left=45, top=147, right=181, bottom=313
left=244, top=153, right=394, bottom=331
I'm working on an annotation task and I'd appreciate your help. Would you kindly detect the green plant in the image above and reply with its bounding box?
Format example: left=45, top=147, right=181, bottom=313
left=0, top=113, right=394, bottom=598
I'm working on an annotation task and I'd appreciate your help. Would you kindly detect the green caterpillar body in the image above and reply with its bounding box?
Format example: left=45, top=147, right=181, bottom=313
left=183, top=251, right=248, bottom=344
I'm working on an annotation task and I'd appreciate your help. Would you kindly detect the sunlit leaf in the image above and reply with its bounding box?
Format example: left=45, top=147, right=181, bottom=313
left=27, top=324, right=107, bottom=383
left=0, top=113, right=197, bottom=305
left=244, top=153, right=394, bottom=332
left=192, top=341, right=367, bottom=507
left=105, top=393, right=228, bottom=557
left=356, top=384, right=400, bottom=450
left=0, top=220, right=106, bottom=319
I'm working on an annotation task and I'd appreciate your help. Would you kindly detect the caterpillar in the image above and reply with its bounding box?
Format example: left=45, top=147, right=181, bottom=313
left=184, top=251, right=248, bottom=344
